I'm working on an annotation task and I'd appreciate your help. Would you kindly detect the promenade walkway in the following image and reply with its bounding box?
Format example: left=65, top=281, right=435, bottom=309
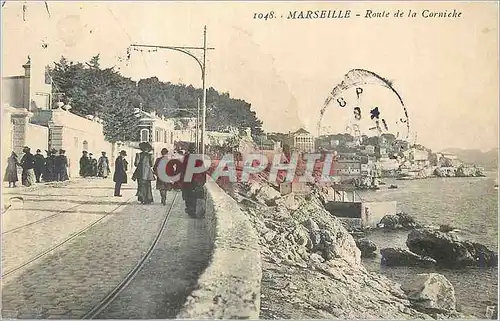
left=1, top=178, right=210, bottom=319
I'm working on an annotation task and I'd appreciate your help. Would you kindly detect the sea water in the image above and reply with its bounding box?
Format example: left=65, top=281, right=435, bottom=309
left=358, top=172, right=498, bottom=317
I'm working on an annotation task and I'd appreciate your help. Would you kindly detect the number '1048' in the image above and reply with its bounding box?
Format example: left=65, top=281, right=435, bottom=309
left=254, top=11, right=275, bottom=20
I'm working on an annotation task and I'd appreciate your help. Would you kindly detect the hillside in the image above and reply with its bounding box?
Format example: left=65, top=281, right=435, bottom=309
left=442, top=148, right=498, bottom=169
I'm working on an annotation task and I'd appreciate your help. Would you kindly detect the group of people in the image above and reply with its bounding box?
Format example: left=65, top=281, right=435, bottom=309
left=79, top=151, right=111, bottom=178
left=4, top=147, right=69, bottom=187
left=114, top=141, right=205, bottom=217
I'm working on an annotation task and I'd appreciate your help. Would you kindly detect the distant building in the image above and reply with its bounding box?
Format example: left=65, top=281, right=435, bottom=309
left=288, top=128, right=315, bottom=153
left=409, top=149, right=430, bottom=168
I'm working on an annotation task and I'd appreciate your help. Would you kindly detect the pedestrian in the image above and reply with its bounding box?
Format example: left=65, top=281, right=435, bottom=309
left=88, top=153, right=98, bottom=177
left=42, top=149, right=56, bottom=182
left=20, top=146, right=36, bottom=187
left=97, top=151, right=110, bottom=178
left=4, top=151, right=20, bottom=187
left=179, top=143, right=206, bottom=217
left=113, top=150, right=128, bottom=197
left=79, top=151, right=89, bottom=177
left=132, top=142, right=155, bottom=204
left=54, top=149, right=69, bottom=181
left=34, top=149, right=45, bottom=183
left=153, top=148, right=173, bottom=205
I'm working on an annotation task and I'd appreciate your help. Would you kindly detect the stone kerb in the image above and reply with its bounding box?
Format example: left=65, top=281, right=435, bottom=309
left=176, top=177, right=262, bottom=319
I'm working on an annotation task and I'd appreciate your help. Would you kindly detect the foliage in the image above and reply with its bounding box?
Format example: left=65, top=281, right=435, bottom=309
left=50, top=55, right=264, bottom=142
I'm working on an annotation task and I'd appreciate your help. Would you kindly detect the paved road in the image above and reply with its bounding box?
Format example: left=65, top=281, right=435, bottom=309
left=1, top=178, right=211, bottom=319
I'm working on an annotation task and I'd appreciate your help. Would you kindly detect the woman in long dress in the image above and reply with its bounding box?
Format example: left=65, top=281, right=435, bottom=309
left=97, top=152, right=110, bottom=178
left=20, top=146, right=36, bottom=187
left=134, top=142, right=154, bottom=204
left=4, top=152, right=20, bottom=187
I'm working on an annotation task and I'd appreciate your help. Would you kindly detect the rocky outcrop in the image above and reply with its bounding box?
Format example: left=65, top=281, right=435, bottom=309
left=380, top=248, right=436, bottom=267
left=355, top=238, right=377, bottom=258
left=227, top=178, right=457, bottom=319
left=406, top=228, right=498, bottom=268
left=401, top=273, right=456, bottom=313
left=379, top=212, right=422, bottom=230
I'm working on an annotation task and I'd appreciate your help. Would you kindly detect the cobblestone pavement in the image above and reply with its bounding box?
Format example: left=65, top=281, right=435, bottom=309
left=1, top=178, right=211, bottom=319
left=97, top=194, right=211, bottom=319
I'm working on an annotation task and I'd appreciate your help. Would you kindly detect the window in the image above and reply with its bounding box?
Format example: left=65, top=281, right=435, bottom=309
left=170, top=132, right=173, bottom=144
left=155, top=130, right=160, bottom=142
left=164, top=131, right=168, bottom=143
left=140, top=129, right=149, bottom=142
left=74, top=137, right=79, bottom=148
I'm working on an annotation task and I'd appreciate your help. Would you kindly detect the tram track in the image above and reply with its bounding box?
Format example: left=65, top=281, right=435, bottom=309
left=1, top=195, right=136, bottom=279
left=81, top=191, right=179, bottom=319
left=2, top=201, right=89, bottom=235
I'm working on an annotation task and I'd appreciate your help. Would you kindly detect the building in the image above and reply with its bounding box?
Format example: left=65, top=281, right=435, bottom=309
left=409, top=148, right=430, bottom=168
left=2, top=58, right=126, bottom=178
left=288, top=128, right=315, bottom=153
left=135, top=110, right=199, bottom=158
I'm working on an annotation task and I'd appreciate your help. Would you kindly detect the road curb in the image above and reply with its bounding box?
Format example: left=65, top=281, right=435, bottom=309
left=176, top=178, right=262, bottom=319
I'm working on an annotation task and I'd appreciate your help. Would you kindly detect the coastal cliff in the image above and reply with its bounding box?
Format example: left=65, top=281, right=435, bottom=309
left=222, top=178, right=470, bottom=319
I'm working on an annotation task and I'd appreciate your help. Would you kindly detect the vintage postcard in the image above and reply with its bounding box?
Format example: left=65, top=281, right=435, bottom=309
left=1, top=1, right=498, bottom=320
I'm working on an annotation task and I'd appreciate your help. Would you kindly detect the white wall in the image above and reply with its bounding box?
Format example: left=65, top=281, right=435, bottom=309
left=26, top=123, right=48, bottom=153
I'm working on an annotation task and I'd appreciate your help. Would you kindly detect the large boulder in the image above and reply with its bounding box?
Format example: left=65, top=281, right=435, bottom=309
left=380, top=248, right=436, bottom=267
left=379, top=213, right=420, bottom=230
left=406, top=229, right=498, bottom=267
left=396, top=212, right=421, bottom=229
left=293, top=199, right=361, bottom=266
left=401, top=273, right=456, bottom=313
left=355, top=238, right=377, bottom=258
left=255, top=185, right=281, bottom=205
left=379, top=214, right=400, bottom=229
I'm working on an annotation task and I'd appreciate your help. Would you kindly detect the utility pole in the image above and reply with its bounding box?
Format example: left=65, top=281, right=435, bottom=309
left=196, top=98, right=200, bottom=152
left=130, top=26, right=213, bottom=156
left=201, top=26, right=207, bottom=156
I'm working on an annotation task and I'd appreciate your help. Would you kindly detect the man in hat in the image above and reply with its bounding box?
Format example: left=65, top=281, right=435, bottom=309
left=80, top=151, right=90, bottom=177
left=34, top=149, right=45, bottom=183
left=55, top=149, right=69, bottom=181
left=42, top=148, right=56, bottom=182
left=179, top=143, right=206, bottom=217
left=113, top=150, right=128, bottom=197
left=88, top=153, right=97, bottom=177
left=20, top=146, right=36, bottom=187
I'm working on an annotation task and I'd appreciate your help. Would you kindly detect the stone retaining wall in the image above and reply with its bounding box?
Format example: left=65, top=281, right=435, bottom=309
left=176, top=178, right=262, bottom=319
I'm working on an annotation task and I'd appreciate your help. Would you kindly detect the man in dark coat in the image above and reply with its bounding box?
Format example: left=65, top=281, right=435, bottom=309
left=42, top=149, right=56, bottom=182
left=54, top=149, right=69, bottom=181
left=113, top=150, right=128, bottom=197
left=179, top=143, right=206, bottom=217
left=34, top=149, right=45, bottom=183
left=80, top=151, right=90, bottom=177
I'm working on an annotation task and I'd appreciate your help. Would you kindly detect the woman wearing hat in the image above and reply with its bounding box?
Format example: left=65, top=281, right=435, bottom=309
left=4, top=151, right=20, bottom=187
left=133, top=142, right=155, bottom=204
left=20, top=146, right=36, bottom=187
left=113, top=150, right=128, bottom=197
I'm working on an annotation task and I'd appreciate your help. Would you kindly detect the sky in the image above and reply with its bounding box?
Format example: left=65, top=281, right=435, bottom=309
left=2, top=1, right=498, bottom=152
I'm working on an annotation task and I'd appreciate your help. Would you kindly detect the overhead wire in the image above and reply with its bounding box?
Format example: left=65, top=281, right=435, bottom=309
left=106, top=4, right=151, bottom=74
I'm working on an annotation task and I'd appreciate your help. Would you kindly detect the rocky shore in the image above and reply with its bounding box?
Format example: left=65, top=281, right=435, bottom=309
left=219, top=178, right=477, bottom=319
